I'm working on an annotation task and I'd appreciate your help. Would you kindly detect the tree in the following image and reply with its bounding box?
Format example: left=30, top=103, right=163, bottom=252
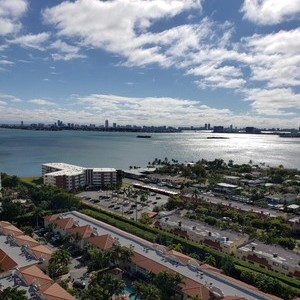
left=204, top=254, right=216, bottom=267
left=82, top=273, right=125, bottom=300
left=0, top=287, right=28, bottom=300
left=108, top=244, right=133, bottom=267
left=48, top=249, right=71, bottom=278
left=0, top=201, right=23, bottom=222
left=133, top=281, right=160, bottom=300
left=139, top=212, right=152, bottom=225
left=151, top=270, right=183, bottom=300
left=87, top=248, right=111, bottom=272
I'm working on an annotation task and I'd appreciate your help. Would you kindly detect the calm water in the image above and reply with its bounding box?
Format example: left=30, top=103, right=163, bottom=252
left=0, top=128, right=299, bottom=176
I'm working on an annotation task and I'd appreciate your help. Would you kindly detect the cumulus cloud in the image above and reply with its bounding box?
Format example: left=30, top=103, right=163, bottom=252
left=243, top=28, right=300, bottom=87
left=29, top=99, right=56, bottom=106
left=0, top=94, right=22, bottom=103
left=0, top=0, right=28, bottom=35
left=0, top=92, right=299, bottom=128
left=50, top=39, right=86, bottom=61
left=76, top=93, right=232, bottom=125
left=43, top=1, right=243, bottom=89
left=8, top=32, right=50, bottom=50
left=43, top=0, right=201, bottom=67
left=241, top=0, right=300, bottom=25
left=243, top=88, right=300, bottom=115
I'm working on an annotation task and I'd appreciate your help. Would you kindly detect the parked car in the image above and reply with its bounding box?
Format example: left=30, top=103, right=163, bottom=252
left=73, top=281, right=86, bottom=289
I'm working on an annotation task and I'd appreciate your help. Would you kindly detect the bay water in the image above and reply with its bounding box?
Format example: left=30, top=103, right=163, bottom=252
left=0, top=128, right=299, bottom=176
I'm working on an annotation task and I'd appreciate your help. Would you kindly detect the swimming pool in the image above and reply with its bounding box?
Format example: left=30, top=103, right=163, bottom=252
left=124, top=286, right=140, bottom=300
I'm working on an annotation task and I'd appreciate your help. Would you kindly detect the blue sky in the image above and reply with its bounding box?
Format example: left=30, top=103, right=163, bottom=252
left=0, top=0, right=299, bottom=128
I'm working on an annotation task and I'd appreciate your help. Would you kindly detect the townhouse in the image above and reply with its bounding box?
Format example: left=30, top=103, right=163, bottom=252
left=236, top=240, right=300, bottom=278
left=154, top=215, right=248, bottom=254
left=43, top=211, right=284, bottom=300
left=0, top=221, right=74, bottom=300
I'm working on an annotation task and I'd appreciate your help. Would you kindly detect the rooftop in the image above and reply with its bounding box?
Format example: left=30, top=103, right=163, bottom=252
left=43, top=162, right=116, bottom=176
left=0, top=235, right=38, bottom=268
left=51, top=211, right=282, bottom=300
left=238, top=240, right=300, bottom=267
left=159, top=214, right=246, bottom=244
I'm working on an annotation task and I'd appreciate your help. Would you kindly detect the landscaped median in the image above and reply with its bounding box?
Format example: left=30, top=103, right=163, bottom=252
left=80, top=202, right=300, bottom=299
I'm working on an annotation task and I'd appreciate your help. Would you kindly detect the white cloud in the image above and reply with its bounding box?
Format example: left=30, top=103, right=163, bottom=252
left=243, top=88, right=300, bottom=115
left=9, top=32, right=50, bottom=50
left=0, top=0, right=28, bottom=35
left=241, top=0, right=300, bottom=25
left=50, top=39, right=86, bottom=61
left=29, top=99, right=56, bottom=106
left=76, top=93, right=232, bottom=125
left=0, top=59, right=14, bottom=65
left=0, top=94, right=22, bottom=103
left=243, top=28, right=300, bottom=87
left=0, top=92, right=299, bottom=128
left=43, top=0, right=201, bottom=67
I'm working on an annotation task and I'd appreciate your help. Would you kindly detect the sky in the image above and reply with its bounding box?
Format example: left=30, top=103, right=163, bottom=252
left=0, top=0, right=299, bottom=128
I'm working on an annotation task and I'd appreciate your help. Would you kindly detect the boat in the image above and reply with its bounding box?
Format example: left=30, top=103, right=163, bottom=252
left=136, top=135, right=151, bottom=138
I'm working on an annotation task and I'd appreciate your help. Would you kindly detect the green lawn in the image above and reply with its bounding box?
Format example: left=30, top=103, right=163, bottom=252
left=20, top=176, right=43, bottom=186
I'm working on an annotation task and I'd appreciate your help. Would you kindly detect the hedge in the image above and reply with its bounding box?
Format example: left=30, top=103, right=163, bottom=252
left=80, top=203, right=300, bottom=292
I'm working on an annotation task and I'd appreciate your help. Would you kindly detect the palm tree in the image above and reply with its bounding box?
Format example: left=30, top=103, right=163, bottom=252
left=0, top=287, right=28, bottom=300
left=33, top=206, right=45, bottom=228
left=48, top=249, right=71, bottom=277
left=133, top=281, right=160, bottom=300
left=109, top=244, right=133, bottom=267
left=87, top=273, right=125, bottom=300
left=87, top=248, right=111, bottom=272
left=152, top=270, right=183, bottom=300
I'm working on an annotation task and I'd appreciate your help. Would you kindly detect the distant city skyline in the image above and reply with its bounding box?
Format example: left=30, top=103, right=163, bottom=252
left=0, top=0, right=299, bottom=127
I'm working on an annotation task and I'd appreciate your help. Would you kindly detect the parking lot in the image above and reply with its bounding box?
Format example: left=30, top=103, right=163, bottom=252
left=78, top=187, right=169, bottom=220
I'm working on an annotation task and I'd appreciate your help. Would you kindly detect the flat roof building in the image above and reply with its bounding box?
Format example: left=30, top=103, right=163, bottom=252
left=42, top=162, right=121, bottom=191
left=154, top=214, right=248, bottom=254
left=44, top=211, right=283, bottom=300
left=236, top=240, right=300, bottom=278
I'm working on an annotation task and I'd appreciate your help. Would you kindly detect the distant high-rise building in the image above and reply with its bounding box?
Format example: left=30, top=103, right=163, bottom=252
left=204, top=123, right=208, bottom=130
left=21, top=121, right=24, bottom=126
left=208, top=123, right=211, bottom=130
left=113, top=123, right=117, bottom=128
left=105, top=120, right=109, bottom=128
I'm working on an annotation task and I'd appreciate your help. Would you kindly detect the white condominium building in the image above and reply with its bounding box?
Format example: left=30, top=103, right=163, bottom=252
left=42, top=163, right=120, bottom=191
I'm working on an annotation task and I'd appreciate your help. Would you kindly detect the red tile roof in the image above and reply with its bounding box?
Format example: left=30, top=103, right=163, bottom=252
left=39, top=282, right=76, bottom=300
left=0, top=249, right=17, bottom=273
left=131, top=252, right=170, bottom=274
left=30, top=245, right=52, bottom=260
left=52, top=217, right=75, bottom=230
left=165, top=249, right=191, bottom=264
left=44, top=214, right=61, bottom=222
left=180, top=277, right=210, bottom=300
left=85, top=234, right=115, bottom=250
left=66, top=224, right=93, bottom=239
left=1, top=224, right=24, bottom=236
left=18, top=265, right=53, bottom=289
left=14, top=235, right=40, bottom=248
left=0, top=221, right=12, bottom=227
